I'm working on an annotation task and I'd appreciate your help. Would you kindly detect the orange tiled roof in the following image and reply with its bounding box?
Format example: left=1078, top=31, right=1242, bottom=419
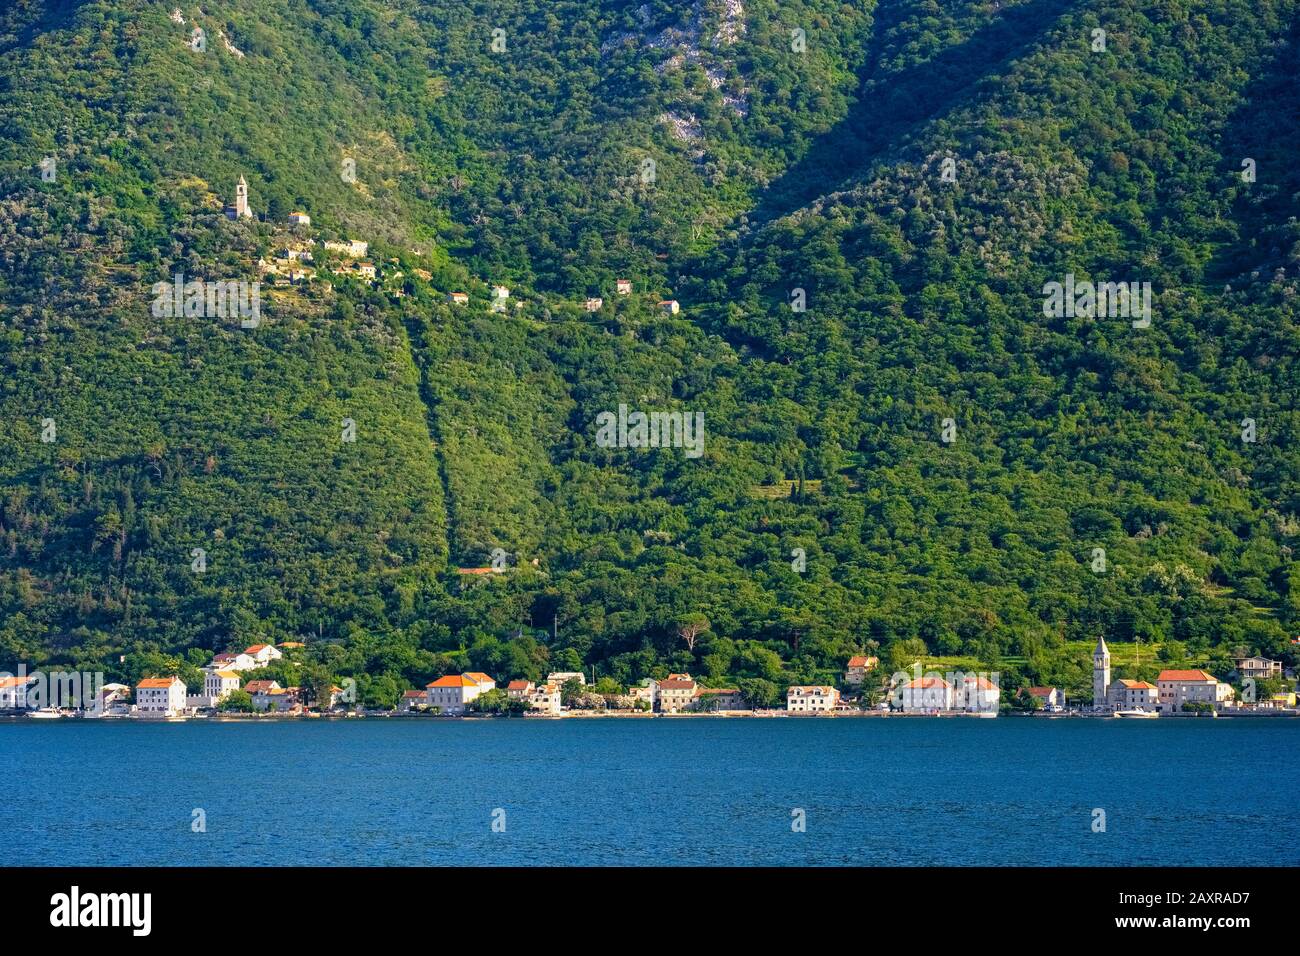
left=245, top=644, right=270, bottom=654
left=137, top=678, right=179, bottom=689
left=427, top=674, right=475, bottom=688
left=506, top=680, right=532, bottom=691
left=1157, top=669, right=1217, bottom=683
left=0, top=675, right=33, bottom=689
left=904, top=677, right=950, bottom=689
left=464, top=672, right=495, bottom=684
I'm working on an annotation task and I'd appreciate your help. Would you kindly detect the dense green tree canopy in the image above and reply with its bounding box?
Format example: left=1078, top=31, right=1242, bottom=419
left=0, top=0, right=1295, bottom=703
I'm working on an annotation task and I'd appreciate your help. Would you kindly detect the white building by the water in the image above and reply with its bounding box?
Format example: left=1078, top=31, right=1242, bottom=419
left=135, top=677, right=186, bottom=717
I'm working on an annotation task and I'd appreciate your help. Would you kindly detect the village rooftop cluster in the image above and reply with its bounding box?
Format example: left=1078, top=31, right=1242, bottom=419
left=2, top=639, right=1293, bottom=720
left=219, top=177, right=682, bottom=317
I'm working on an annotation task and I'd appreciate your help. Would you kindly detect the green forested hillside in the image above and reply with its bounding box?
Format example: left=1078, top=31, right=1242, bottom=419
left=0, top=0, right=1296, bottom=706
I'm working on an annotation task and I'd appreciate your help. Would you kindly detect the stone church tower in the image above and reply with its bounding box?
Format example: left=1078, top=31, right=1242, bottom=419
left=234, top=175, right=252, bottom=219
left=1092, top=635, right=1111, bottom=709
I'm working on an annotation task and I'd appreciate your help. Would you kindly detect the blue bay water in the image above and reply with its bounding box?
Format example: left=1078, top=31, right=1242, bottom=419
left=2, top=717, right=1296, bottom=866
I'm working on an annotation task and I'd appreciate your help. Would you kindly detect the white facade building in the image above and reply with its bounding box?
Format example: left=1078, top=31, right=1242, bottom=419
left=204, top=670, right=242, bottom=704
left=210, top=652, right=257, bottom=672
left=1106, top=679, right=1158, bottom=710
left=244, top=644, right=282, bottom=666
left=951, top=674, right=1000, bottom=712
left=1026, top=686, right=1064, bottom=710
left=546, top=671, right=585, bottom=688
left=899, top=677, right=953, bottom=713
left=97, top=683, right=131, bottom=715
left=464, top=672, right=496, bottom=693
left=0, top=673, right=36, bottom=710
left=135, top=677, right=187, bottom=717
left=425, top=674, right=488, bottom=715
left=787, top=685, right=840, bottom=713
left=529, top=682, right=562, bottom=715
left=1157, top=670, right=1232, bottom=713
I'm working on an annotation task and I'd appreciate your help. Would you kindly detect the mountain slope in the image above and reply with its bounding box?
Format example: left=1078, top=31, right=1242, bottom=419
left=0, top=0, right=1296, bottom=704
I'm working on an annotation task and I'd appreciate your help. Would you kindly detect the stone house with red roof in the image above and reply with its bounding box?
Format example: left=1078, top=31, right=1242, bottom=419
left=1157, top=669, right=1233, bottom=713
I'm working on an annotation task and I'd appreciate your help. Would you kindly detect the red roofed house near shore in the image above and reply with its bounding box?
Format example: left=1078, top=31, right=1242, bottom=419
left=845, top=655, right=878, bottom=686
left=695, top=687, right=746, bottom=710
left=952, top=674, right=1000, bottom=713
left=656, top=675, right=697, bottom=713
left=1156, top=669, right=1234, bottom=713
left=135, top=677, right=186, bottom=717
left=1025, top=686, right=1065, bottom=711
left=900, top=677, right=951, bottom=713
left=424, top=673, right=496, bottom=715
left=399, top=690, right=427, bottom=712
left=1107, top=679, right=1157, bottom=711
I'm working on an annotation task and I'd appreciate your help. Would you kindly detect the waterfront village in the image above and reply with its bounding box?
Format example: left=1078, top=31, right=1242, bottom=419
left=1, top=636, right=1295, bottom=721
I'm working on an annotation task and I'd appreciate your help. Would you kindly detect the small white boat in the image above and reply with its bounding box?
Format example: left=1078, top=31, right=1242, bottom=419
left=26, top=708, right=64, bottom=719
left=1113, top=708, right=1159, bottom=719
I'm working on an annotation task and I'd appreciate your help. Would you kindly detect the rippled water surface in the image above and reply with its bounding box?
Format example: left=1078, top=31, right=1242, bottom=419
left=3, top=717, right=1295, bottom=865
